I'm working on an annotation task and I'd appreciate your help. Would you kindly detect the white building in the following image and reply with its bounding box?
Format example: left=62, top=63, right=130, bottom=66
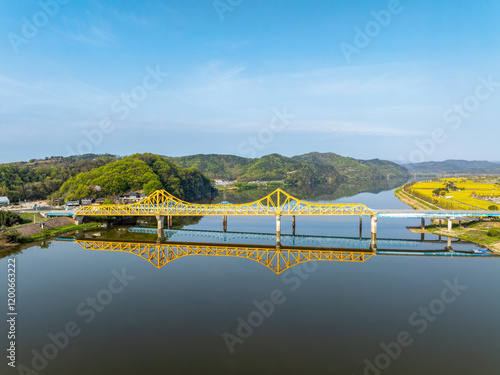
left=0, top=196, right=10, bottom=206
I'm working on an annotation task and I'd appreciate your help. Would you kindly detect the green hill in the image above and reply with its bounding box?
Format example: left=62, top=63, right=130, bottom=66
left=169, top=154, right=252, bottom=180
left=170, top=152, right=408, bottom=185
left=0, top=154, right=120, bottom=202
left=292, top=152, right=409, bottom=181
left=58, top=153, right=216, bottom=202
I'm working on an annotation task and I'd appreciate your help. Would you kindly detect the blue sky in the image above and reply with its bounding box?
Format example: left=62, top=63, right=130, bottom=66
left=1, top=0, right=499, bottom=163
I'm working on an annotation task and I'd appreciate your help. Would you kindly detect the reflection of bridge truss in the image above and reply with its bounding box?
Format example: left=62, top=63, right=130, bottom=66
left=76, top=240, right=374, bottom=274
left=128, top=228, right=423, bottom=248
left=75, top=188, right=375, bottom=217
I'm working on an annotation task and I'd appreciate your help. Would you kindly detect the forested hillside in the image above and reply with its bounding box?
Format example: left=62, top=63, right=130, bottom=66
left=0, top=154, right=119, bottom=202
left=58, top=153, right=217, bottom=201
left=170, top=152, right=408, bottom=185
left=292, top=152, right=409, bottom=181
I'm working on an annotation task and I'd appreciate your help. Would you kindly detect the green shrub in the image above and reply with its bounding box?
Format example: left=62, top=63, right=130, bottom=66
left=487, top=228, right=500, bottom=237
left=4, top=230, right=23, bottom=243
left=0, top=210, right=22, bottom=227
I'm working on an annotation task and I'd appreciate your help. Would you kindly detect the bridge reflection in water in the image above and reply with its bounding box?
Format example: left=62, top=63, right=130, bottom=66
left=75, top=239, right=374, bottom=274
left=129, top=227, right=428, bottom=248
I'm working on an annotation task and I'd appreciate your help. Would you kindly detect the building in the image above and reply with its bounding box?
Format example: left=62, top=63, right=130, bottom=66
left=214, top=179, right=234, bottom=187
left=66, top=200, right=80, bottom=207
left=0, top=196, right=9, bottom=206
left=120, top=192, right=146, bottom=203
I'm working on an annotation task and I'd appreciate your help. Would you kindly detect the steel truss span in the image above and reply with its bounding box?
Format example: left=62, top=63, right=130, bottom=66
left=75, top=188, right=375, bottom=217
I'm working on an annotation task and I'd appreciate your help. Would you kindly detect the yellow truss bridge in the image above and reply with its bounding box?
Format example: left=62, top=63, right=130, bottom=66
left=76, top=240, right=374, bottom=274
left=75, top=188, right=375, bottom=217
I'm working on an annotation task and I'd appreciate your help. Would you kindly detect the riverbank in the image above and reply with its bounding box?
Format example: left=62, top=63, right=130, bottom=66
left=409, top=221, right=500, bottom=253
left=396, top=185, right=500, bottom=253
left=394, top=186, right=441, bottom=210
left=0, top=218, right=101, bottom=251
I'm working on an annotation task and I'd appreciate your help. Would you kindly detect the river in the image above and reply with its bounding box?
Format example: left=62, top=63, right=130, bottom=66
left=1, top=184, right=499, bottom=374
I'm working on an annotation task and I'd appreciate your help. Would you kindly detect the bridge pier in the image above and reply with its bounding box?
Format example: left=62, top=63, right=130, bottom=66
left=223, top=215, right=227, bottom=232
left=292, top=215, right=296, bottom=236
left=276, top=215, right=281, bottom=248
left=370, top=215, right=377, bottom=251
left=74, top=215, right=84, bottom=225
left=156, top=215, right=165, bottom=242
left=359, top=217, right=362, bottom=238
left=167, top=215, right=172, bottom=228
left=421, top=218, right=425, bottom=231
left=445, top=236, right=453, bottom=251
left=448, top=219, right=453, bottom=232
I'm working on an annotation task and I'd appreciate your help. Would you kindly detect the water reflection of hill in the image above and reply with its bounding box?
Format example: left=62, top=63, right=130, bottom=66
left=214, top=178, right=407, bottom=204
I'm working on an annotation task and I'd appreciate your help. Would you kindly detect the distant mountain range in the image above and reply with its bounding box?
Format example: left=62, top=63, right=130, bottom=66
left=401, top=160, right=500, bottom=175
left=170, top=152, right=409, bottom=184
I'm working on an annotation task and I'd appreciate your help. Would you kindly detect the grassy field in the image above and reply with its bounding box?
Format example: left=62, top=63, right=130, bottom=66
left=27, top=222, right=101, bottom=241
left=19, top=212, right=50, bottom=225
left=426, top=220, right=500, bottom=252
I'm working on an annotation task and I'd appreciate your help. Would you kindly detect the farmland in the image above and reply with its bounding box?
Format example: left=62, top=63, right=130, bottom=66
left=401, top=177, right=500, bottom=211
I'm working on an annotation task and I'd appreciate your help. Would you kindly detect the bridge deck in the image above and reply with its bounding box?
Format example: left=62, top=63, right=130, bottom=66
left=74, top=188, right=500, bottom=219
left=376, top=209, right=500, bottom=219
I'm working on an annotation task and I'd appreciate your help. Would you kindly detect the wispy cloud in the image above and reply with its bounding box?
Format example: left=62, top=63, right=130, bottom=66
left=290, top=120, right=426, bottom=137
left=52, top=14, right=115, bottom=47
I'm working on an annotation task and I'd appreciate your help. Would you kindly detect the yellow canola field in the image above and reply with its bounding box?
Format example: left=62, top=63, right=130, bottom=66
left=410, top=182, right=446, bottom=190
left=410, top=179, right=500, bottom=210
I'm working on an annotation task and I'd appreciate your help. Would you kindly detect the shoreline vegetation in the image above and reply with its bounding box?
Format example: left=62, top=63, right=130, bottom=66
left=395, top=179, right=500, bottom=253
left=0, top=218, right=100, bottom=252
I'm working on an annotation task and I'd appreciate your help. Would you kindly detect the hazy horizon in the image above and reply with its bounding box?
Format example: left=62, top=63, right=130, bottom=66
left=1, top=150, right=499, bottom=166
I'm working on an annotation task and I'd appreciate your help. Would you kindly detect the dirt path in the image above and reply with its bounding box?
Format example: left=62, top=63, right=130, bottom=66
left=14, top=217, right=75, bottom=237
left=0, top=217, right=76, bottom=250
left=395, top=189, right=441, bottom=210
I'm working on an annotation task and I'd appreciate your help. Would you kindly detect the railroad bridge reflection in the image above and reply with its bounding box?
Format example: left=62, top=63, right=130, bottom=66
left=76, top=239, right=374, bottom=274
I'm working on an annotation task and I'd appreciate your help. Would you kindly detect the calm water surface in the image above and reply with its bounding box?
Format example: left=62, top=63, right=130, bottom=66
left=1, top=187, right=499, bottom=374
